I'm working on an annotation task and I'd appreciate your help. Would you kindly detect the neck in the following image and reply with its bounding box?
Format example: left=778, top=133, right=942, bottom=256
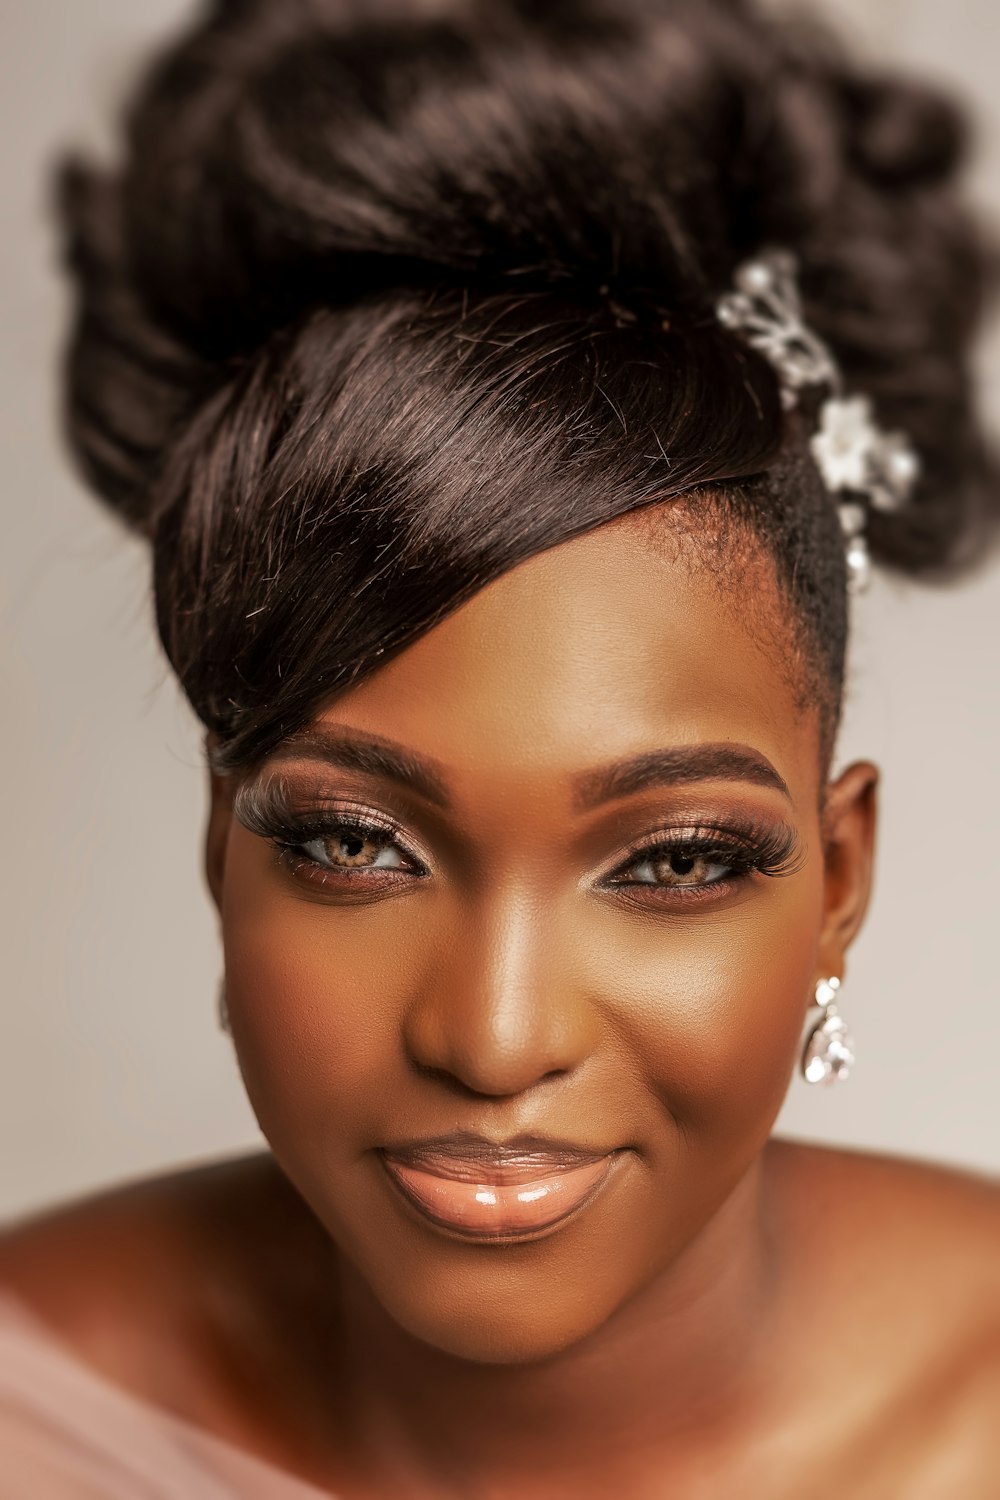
left=326, top=1149, right=784, bottom=1497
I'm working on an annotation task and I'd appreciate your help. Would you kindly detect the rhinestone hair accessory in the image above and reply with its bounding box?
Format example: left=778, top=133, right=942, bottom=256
left=716, top=248, right=921, bottom=593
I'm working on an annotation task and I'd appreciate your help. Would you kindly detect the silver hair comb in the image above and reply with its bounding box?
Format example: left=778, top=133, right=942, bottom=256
left=716, top=247, right=920, bottom=593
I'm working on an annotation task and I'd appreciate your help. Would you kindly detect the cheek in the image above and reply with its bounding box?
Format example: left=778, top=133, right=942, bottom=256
left=585, top=872, right=824, bottom=1140
left=219, top=842, right=424, bottom=1147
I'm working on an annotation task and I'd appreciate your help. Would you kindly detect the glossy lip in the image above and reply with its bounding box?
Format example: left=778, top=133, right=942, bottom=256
left=377, top=1133, right=627, bottom=1243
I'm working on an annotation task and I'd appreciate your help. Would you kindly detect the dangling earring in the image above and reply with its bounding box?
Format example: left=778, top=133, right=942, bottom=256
left=801, top=977, right=854, bottom=1085
left=217, top=976, right=231, bottom=1035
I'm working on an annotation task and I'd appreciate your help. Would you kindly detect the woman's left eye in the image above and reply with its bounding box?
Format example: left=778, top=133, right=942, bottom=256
left=617, top=847, right=737, bottom=888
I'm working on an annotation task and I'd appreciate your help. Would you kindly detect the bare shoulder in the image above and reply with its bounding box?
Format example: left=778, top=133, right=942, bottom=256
left=0, top=1153, right=279, bottom=1414
left=768, top=1135, right=999, bottom=1275
left=767, top=1138, right=1000, bottom=1491
left=770, top=1135, right=999, bottom=1335
left=0, top=1154, right=348, bottom=1483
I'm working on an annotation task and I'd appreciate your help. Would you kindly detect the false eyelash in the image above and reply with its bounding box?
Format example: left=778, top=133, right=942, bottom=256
left=232, top=773, right=423, bottom=864
left=608, top=819, right=803, bottom=883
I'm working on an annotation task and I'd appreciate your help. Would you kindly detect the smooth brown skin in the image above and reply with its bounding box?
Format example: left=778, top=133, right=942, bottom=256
left=2, top=514, right=999, bottom=1498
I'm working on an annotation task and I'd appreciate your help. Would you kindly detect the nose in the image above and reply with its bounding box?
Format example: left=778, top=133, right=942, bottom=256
left=401, top=898, right=600, bottom=1098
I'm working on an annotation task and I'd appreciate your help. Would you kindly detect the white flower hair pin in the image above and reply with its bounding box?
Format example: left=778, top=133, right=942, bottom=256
left=716, top=247, right=921, bottom=593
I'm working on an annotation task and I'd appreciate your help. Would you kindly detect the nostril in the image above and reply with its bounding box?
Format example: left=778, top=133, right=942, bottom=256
left=407, top=1056, right=568, bottom=1100
left=407, top=1059, right=491, bottom=1099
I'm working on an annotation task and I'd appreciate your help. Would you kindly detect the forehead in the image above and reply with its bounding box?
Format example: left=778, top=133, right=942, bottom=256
left=314, top=515, right=822, bottom=815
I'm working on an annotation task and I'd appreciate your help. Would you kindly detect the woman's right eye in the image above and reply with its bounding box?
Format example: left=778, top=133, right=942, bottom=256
left=295, top=825, right=411, bottom=872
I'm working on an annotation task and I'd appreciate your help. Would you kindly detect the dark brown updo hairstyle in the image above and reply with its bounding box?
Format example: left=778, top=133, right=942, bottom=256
left=55, top=0, right=1000, bottom=774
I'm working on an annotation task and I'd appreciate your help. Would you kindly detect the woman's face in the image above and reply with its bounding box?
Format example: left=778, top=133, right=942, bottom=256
left=207, top=516, right=876, bottom=1364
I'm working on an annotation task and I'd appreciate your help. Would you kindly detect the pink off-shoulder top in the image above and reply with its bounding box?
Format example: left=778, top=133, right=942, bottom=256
left=0, top=1289, right=339, bottom=1498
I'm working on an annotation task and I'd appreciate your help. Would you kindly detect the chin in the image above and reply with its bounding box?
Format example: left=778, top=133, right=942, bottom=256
left=342, top=1206, right=673, bottom=1370
left=367, top=1259, right=631, bottom=1367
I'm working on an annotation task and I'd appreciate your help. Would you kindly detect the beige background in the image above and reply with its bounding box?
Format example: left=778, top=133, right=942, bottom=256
left=2, top=0, right=998, bottom=1222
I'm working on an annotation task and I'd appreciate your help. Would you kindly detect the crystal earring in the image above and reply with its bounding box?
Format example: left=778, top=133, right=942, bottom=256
left=801, top=976, right=855, bottom=1085
left=217, top=976, right=231, bottom=1035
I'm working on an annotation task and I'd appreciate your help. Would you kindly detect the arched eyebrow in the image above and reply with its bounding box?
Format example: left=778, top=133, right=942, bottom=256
left=570, top=745, right=791, bottom=809
left=272, top=728, right=452, bottom=808
left=271, top=728, right=791, bottom=809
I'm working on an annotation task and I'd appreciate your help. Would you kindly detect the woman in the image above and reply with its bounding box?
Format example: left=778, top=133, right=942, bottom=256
left=2, top=0, right=998, bottom=1493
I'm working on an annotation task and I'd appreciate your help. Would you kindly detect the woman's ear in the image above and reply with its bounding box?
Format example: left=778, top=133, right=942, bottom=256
left=816, top=759, right=879, bottom=982
left=204, top=733, right=233, bottom=917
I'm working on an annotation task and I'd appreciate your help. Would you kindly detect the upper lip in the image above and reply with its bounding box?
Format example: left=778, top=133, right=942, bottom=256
left=380, top=1131, right=615, bottom=1176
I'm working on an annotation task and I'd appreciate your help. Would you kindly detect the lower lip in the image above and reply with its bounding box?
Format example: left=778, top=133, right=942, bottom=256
left=379, top=1152, right=621, bottom=1241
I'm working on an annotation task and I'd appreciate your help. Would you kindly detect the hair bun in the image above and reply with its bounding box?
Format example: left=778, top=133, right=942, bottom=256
left=838, top=73, right=969, bottom=189
left=55, top=158, right=217, bottom=532
left=55, top=0, right=1000, bottom=575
